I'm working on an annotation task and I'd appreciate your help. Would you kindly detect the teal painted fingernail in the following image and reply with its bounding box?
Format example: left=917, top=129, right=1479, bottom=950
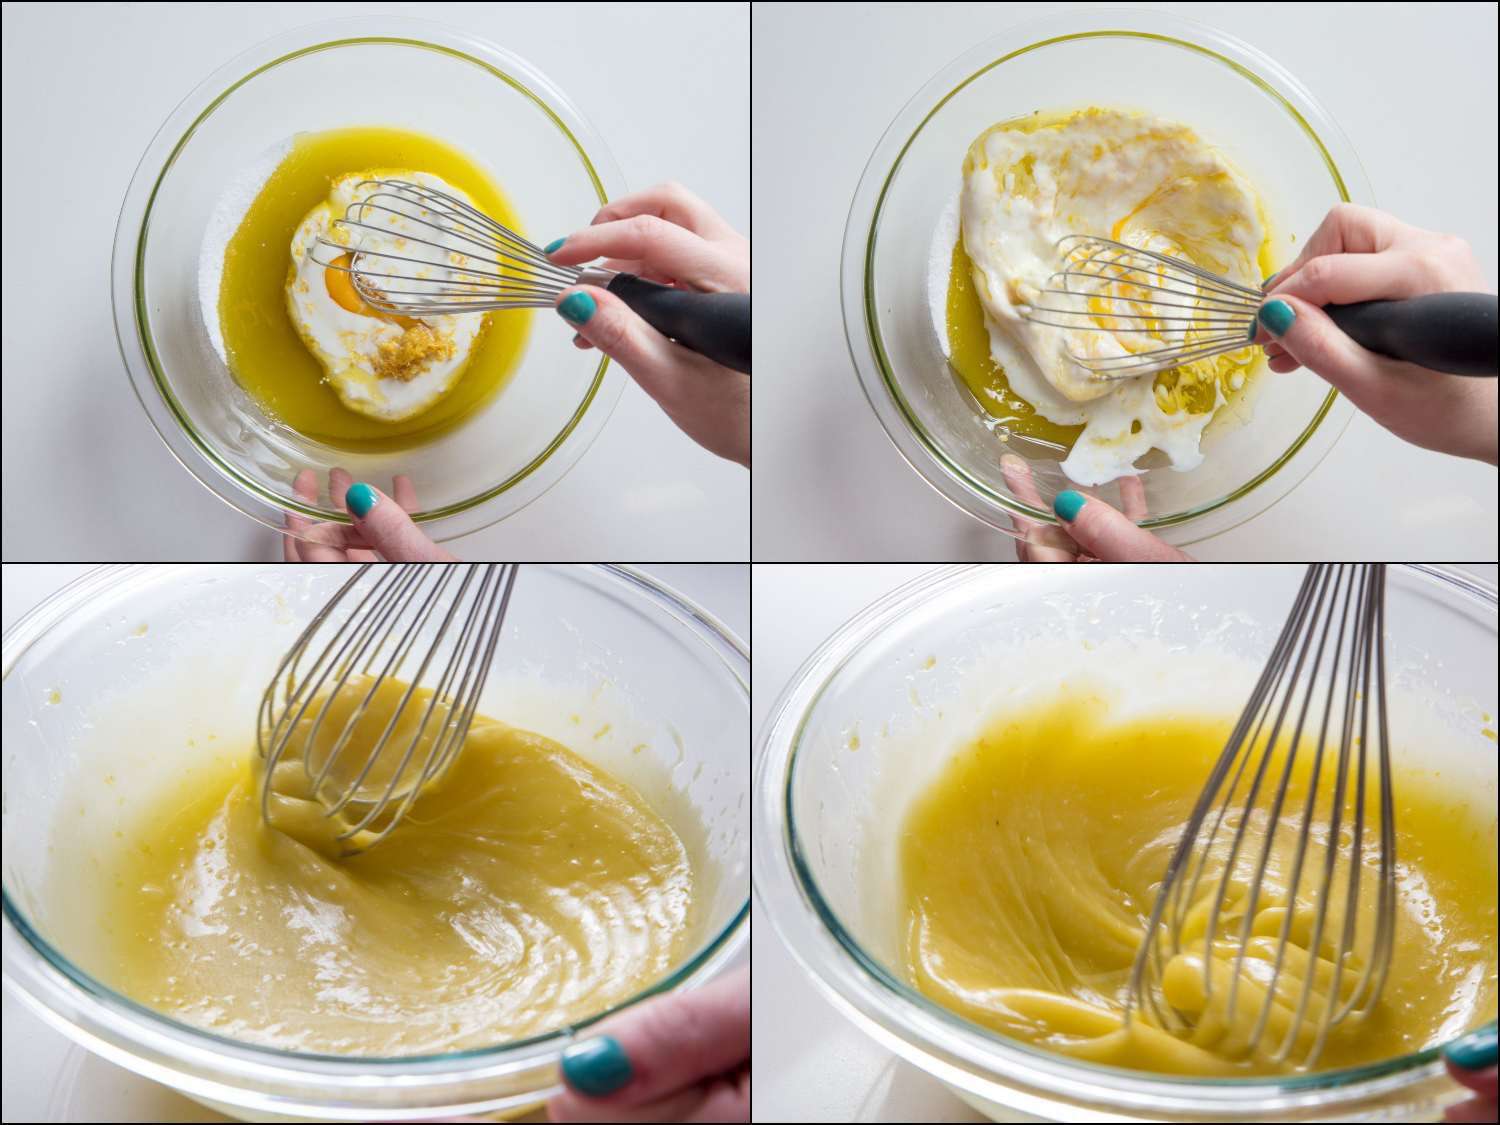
left=1246, top=316, right=1259, bottom=341
left=1444, top=1024, right=1498, bottom=1070
left=561, top=1035, right=633, bottom=1097
left=558, top=291, right=597, bottom=326
left=1054, top=490, right=1086, bottom=522
left=1258, top=299, right=1295, bottom=337
left=543, top=237, right=566, bottom=255
left=346, top=482, right=378, bottom=518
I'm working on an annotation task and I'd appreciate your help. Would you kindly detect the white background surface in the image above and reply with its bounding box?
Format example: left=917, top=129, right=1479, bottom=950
left=752, top=1, right=1500, bottom=561
left=0, top=2, right=749, bottom=562
left=749, top=561, right=1497, bottom=1122
left=0, top=560, right=747, bottom=1123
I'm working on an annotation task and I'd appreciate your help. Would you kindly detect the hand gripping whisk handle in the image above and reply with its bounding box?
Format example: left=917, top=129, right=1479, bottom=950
left=604, top=273, right=752, bottom=374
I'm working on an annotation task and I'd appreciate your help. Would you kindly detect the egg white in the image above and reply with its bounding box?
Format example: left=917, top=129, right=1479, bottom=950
left=287, top=171, right=490, bottom=422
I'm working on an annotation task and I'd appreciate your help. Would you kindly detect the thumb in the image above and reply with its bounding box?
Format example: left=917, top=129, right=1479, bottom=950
left=1252, top=296, right=1378, bottom=397
left=1053, top=490, right=1192, bottom=561
left=343, top=482, right=456, bottom=562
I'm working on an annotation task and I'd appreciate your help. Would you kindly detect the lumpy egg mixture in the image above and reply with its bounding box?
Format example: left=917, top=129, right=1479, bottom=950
left=899, top=693, right=1497, bottom=1076
left=215, top=127, right=530, bottom=451
left=947, top=107, right=1274, bottom=486
left=98, top=676, right=695, bottom=1055
left=287, top=172, right=493, bottom=424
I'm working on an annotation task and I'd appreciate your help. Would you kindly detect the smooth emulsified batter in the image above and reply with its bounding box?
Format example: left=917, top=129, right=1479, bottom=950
left=899, top=693, right=1497, bottom=1076
left=100, top=678, right=694, bottom=1055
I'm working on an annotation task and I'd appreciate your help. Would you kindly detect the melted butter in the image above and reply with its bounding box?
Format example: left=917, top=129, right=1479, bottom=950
left=900, top=693, right=1497, bottom=1076
left=947, top=236, right=1084, bottom=454
left=100, top=678, right=694, bottom=1055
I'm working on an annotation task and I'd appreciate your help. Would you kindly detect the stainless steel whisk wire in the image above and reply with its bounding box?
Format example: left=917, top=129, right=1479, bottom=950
left=1018, top=233, right=1498, bottom=380
left=309, top=179, right=613, bottom=314
left=257, top=563, right=518, bottom=853
left=1124, top=563, right=1395, bottom=1070
left=305, top=177, right=753, bottom=374
left=1017, top=234, right=1264, bottom=380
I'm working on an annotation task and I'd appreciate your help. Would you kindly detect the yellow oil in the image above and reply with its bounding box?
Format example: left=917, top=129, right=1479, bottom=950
left=218, top=127, right=530, bottom=452
left=946, top=237, right=1083, bottom=453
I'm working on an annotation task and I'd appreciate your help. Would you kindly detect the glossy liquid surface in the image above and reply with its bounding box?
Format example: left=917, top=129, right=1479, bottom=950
left=946, top=236, right=1083, bottom=455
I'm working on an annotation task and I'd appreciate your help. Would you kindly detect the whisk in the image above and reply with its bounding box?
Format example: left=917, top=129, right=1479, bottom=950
left=1020, top=234, right=1497, bottom=381
left=1125, top=564, right=1396, bottom=1070
left=257, top=563, right=517, bottom=854
left=309, top=178, right=751, bottom=373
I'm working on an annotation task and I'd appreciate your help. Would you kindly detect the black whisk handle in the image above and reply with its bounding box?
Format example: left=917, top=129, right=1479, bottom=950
left=606, top=274, right=751, bottom=374
left=1326, top=292, right=1497, bottom=377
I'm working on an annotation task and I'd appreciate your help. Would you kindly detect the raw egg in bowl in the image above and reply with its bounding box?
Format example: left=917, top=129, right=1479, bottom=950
left=113, top=18, right=626, bottom=541
left=841, top=10, right=1372, bottom=547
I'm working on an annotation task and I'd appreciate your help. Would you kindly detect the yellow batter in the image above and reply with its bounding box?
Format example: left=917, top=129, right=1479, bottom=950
left=100, top=678, right=694, bottom=1055
left=900, top=692, right=1497, bottom=1076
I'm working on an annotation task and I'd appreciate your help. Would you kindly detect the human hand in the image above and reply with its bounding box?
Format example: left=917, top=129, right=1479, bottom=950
left=548, top=965, right=748, bottom=1123
left=544, top=183, right=750, bottom=467
left=1253, top=204, right=1498, bottom=464
left=1442, top=1025, right=1498, bottom=1124
left=281, top=469, right=456, bottom=562
left=1002, top=455, right=1193, bottom=562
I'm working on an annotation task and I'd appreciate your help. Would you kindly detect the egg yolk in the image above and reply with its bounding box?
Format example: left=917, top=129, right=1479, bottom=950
left=324, top=252, right=421, bottom=331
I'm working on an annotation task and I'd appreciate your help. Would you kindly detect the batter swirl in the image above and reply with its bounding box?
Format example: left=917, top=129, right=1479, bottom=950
left=101, top=678, right=694, bottom=1055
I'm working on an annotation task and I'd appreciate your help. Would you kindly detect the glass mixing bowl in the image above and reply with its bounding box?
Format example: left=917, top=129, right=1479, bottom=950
left=112, top=18, right=626, bottom=542
left=2, top=564, right=747, bottom=1121
left=754, top=564, right=1497, bottom=1121
left=841, top=9, right=1371, bottom=546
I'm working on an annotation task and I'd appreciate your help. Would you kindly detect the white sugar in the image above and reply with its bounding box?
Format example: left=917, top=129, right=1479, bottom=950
left=927, top=194, right=960, bottom=358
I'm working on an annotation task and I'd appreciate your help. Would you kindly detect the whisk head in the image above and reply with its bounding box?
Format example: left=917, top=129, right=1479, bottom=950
left=256, top=563, right=518, bottom=855
left=1017, top=234, right=1264, bottom=381
left=308, top=178, right=612, bottom=316
left=1125, top=564, right=1396, bottom=1070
